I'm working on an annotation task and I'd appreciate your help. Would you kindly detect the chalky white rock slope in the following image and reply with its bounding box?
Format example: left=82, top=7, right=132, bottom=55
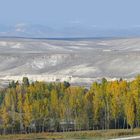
left=0, top=37, right=140, bottom=87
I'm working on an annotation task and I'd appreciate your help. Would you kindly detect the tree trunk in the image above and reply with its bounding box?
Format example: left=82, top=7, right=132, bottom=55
left=123, top=118, right=126, bottom=129
left=115, top=118, right=117, bottom=129
left=118, top=119, right=120, bottom=129
left=42, top=119, right=46, bottom=132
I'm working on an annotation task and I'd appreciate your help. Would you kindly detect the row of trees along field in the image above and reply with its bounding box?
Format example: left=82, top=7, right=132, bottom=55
left=0, top=76, right=140, bottom=134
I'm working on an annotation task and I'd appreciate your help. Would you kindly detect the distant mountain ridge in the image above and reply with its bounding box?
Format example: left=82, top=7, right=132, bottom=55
left=0, top=24, right=140, bottom=38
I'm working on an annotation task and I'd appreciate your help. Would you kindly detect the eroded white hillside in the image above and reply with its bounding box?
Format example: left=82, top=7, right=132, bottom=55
left=0, top=37, right=140, bottom=87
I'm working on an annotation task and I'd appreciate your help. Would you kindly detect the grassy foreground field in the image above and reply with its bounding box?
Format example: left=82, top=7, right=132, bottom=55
left=0, top=129, right=140, bottom=140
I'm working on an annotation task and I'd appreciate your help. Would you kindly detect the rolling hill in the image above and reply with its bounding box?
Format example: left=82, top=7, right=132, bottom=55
left=0, top=37, right=140, bottom=87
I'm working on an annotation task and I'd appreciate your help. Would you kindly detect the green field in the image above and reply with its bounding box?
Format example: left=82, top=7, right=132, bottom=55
left=0, top=129, right=139, bottom=140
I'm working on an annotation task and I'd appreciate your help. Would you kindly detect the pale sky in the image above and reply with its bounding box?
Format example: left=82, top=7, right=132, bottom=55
left=0, top=0, right=140, bottom=29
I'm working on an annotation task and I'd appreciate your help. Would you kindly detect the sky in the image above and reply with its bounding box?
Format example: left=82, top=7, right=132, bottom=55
left=0, top=0, right=140, bottom=29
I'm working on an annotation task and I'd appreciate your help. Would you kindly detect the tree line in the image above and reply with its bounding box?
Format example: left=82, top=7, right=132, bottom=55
left=0, top=76, right=140, bottom=134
